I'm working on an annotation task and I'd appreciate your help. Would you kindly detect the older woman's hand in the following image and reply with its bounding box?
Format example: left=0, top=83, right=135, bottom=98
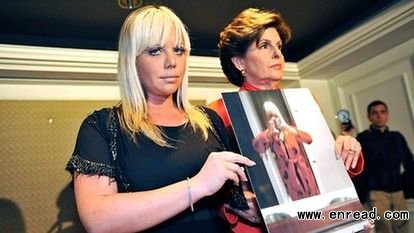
left=224, top=182, right=261, bottom=223
left=334, top=135, right=361, bottom=170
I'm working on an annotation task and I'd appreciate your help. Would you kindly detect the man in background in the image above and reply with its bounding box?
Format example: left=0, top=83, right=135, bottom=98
left=352, top=100, right=413, bottom=233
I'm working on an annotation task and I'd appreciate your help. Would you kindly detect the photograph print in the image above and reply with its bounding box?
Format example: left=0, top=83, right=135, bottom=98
left=222, top=88, right=367, bottom=233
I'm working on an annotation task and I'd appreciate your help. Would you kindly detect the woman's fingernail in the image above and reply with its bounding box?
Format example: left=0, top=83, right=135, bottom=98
left=335, top=154, right=340, bottom=160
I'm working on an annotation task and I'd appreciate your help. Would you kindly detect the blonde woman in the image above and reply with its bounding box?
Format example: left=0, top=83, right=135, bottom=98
left=66, top=5, right=255, bottom=233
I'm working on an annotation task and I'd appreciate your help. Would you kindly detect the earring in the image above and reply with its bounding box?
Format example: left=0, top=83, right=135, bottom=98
left=240, top=69, right=246, bottom=77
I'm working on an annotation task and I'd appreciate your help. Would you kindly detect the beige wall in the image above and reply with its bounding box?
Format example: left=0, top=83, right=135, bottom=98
left=331, top=38, right=414, bottom=151
left=0, top=100, right=117, bottom=233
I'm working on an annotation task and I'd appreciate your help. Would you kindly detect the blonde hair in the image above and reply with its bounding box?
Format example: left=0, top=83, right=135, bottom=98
left=117, top=5, right=212, bottom=147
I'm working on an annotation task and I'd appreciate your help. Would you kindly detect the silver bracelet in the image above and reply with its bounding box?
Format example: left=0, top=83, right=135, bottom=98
left=186, top=177, right=194, bottom=212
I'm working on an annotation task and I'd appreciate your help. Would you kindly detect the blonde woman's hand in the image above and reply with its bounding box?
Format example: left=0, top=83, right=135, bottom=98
left=192, top=151, right=256, bottom=197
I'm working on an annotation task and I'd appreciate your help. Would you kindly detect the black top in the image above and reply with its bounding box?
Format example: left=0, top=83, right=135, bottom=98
left=66, top=106, right=233, bottom=233
left=354, top=125, right=414, bottom=201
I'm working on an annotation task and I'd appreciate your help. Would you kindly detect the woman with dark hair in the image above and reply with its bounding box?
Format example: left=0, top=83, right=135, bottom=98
left=213, top=7, right=363, bottom=179
left=209, top=8, right=364, bottom=232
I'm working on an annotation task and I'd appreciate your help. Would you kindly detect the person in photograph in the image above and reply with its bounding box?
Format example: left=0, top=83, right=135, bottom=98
left=208, top=7, right=365, bottom=232
left=252, top=101, right=319, bottom=201
left=65, top=5, right=256, bottom=233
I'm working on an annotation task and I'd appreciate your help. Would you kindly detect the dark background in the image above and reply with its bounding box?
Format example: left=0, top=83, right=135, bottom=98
left=0, top=0, right=400, bottom=62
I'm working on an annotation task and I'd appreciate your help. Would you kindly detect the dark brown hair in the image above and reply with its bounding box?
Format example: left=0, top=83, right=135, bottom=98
left=218, top=8, right=292, bottom=86
left=367, top=100, right=388, bottom=115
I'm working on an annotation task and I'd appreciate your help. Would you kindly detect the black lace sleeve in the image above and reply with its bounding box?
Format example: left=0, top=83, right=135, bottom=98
left=66, top=108, right=117, bottom=180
